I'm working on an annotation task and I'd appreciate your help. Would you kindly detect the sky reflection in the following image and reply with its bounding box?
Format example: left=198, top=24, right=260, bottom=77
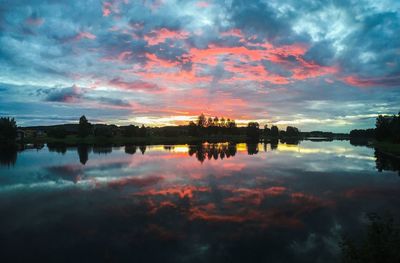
left=0, top=141, right=399, bottom=262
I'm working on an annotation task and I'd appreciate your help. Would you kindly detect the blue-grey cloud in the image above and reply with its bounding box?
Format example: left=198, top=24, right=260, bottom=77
left=0, top=0, right=399, bottom=131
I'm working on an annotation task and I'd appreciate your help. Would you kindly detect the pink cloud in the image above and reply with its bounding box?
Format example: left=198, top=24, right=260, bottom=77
left=74, top=31, right=96, bottom=41
left=102, top=1, right=115, bottom=16
left=102, top=0, right=129, bottom=16
left=136, top=69, right=212, bottom=85
left=25, top=17, right=44, bottom=26
left=117, top=51, right=132, bottom=61
left=144, top=53, right=179, bottom=70
left=196, top=1, right=211, bottom=8
left=221, top=28, right=244, bottom=39
left=341, top=75, right=400, bottom=87
left=108, top=176, right=164, bottom=189
left=223, top=61, right=290, bottom=84
left=186, top=42, right=336, bottom=84
left=108, top=78, right=165, bottom=93
left=135, top=185, right=210, bottom=199
left=144, top=28, right=189, bottom=46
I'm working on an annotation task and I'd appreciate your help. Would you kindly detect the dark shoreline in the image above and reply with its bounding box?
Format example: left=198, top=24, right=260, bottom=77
left=18, top=134, right=350, bottom=146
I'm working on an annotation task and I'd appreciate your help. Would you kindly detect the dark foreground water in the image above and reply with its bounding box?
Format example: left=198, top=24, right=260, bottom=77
left=0, top=141, right=399, bottom=262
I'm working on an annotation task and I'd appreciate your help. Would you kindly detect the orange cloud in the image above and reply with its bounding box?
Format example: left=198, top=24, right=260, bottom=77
left=108, top=175, right=164, bottom=189
left=135, top=185, right=210, bottom=199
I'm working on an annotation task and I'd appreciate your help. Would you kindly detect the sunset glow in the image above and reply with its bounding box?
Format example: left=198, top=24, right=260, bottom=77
left=0, top=0, right=399, bottom=131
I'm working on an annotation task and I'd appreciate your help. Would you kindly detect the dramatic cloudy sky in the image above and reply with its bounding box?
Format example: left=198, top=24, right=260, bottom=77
left=0, top=0, right=399, bottom=131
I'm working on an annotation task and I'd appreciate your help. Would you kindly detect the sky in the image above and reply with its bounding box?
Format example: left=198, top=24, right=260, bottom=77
left=0, top=0, right=399, bottom=132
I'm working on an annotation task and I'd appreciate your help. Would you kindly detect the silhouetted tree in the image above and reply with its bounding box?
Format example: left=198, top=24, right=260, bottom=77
left=375, top=115, right=391, bottom=141
left=264, top=124, right=271, bottom=137
left=197, top=113, right=207, bottom=128
left=375, top=112, right=400, bottom=142
left=78, top=115, right=92, bottom=138
left=270, top=125, right=279, bottom=137
left=207, top=117, right=213, bottom=127
left=138, top=125, right=147, bottom=137
left=47, top=127, right=67, bottom=139
left=340, top=213, right=400, bottom=263
left=350, top=129, right=375, bottom=138
left=123, top=125, right=139, bottom=137
left=220, top=117, right=226, bottom=128
left=190, top=114, right=239, bottom=136
left=188, top=121, right=198, bottom=136
left=213, top=116, right=219, bottom=127
left=246, top=122, right=260, bottom=140
left=285, top=126, right=300, bottom=137
left=94, top=125, right=113, bottom=137
left=228, top=119, right=237, bottom=134
left=0, top=117, right=17, bottom=143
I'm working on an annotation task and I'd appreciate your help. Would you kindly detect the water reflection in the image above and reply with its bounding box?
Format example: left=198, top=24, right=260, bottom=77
left=125, top=145, right=137, bottom=155
left=0, top=140, right=399, bottom=262
left=92, top=145, right=112, bottom=154
left=0, top=144, right=44, bottom=167
left=48, top=142, right=67, bottom=154
left=1, top=142, right=399, bottom=176
left=0, top=147, right=17, bottom=167
left=188, top=143, right=237, bottom=162
left=375, top=150, right=400, bottom=175
left=77, top=145, right=90, bottom=165
left=139, top=145, right=147, bottom=154
left=246, top=143, right=259, bottom=155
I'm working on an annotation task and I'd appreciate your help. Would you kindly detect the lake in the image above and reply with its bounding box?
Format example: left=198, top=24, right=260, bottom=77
left=0, top=140, right=399, bottom=262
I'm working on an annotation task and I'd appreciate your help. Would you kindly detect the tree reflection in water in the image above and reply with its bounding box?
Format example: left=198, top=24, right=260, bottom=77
left=77, top=145, right=91, bottom=165
left=188, top=143, right=237, bottom=163
left=0, top=147, right=17, bottom=167
left=1, top=142, right=399, bottom=176
left=125, top=145, right=138, bottom=155
left=375, top=150, right=400, bottom=176
left=93, top=145, right=112, bottom=154
left=47, top=143, right=67, bottom=155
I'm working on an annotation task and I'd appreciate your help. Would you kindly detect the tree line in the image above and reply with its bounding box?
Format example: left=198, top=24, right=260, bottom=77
left=350, top=112, right=400, bottom=143
left=1, top=114, right=302, bottom=142
left=47, top=115, right=148, bottom=139
left=0, top=117, right=17, bottom=145
left=189, top=113, right=300, bottom=140
left=188, top=113, right=239, bottom=136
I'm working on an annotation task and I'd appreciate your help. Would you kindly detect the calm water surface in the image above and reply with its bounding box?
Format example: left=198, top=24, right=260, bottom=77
left=0, top=141, right=399, bottom=262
